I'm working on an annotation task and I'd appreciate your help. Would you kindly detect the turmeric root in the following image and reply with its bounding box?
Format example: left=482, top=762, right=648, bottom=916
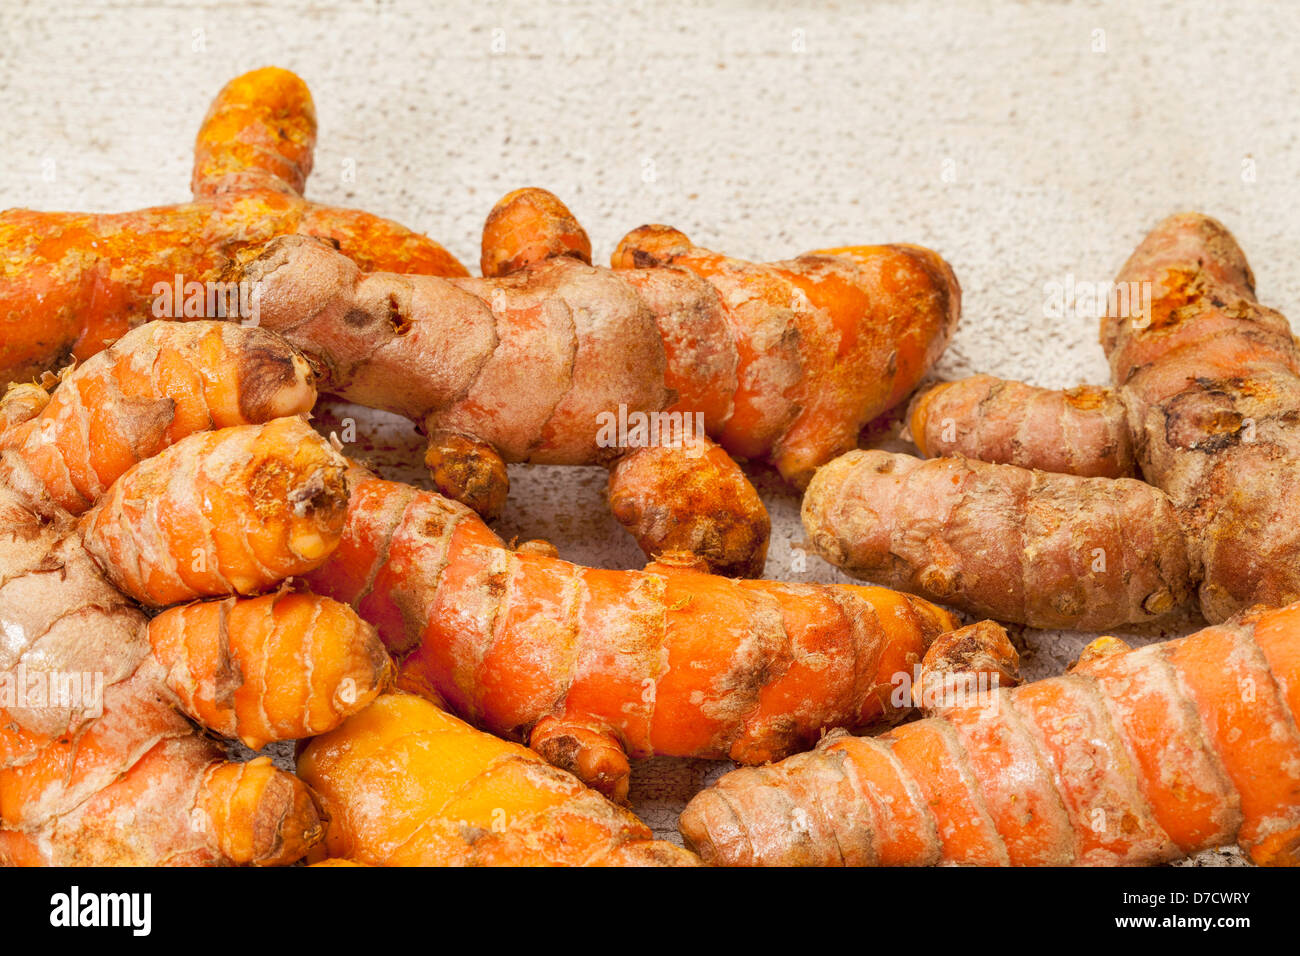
left=897, top=214, right=1300, bottom=624
left=912, top=620, right=1019, bottom=715
left=607, top=434, right=770, bottom=578
left=0, top=66, right=465, bottom=387
left=1, top=732, right=324, bottom=866
left=611, top=224, right=960, bottom=486
left=803, top=449, right=1192, bottom=629
left=196, top=757, right=324, bottom=866
left=80, top=417, right=349, bottom=606
left=0, top=321, right=316, bottom=517
left=680, top=600, right=1300, bottom=867
left=1107, top=213, right=1300, bottom=620
left=908, top=374, right=1135, bottom=478
left=306, top=467, right=956, bottom=801
left=230, top=186, right=958, bottom=574
left=0, top=498, right=331, bottom=865
left=480, top=186, right=592, bottom=277
left=149, top=591, right=392, bottom=750
left=297, top=693, right=699, bottom=866
left=0, top=354, right=367, bottom=865
left=0, top=426, right=384, bottom=868
left=0, top=598, right=328, bottom=868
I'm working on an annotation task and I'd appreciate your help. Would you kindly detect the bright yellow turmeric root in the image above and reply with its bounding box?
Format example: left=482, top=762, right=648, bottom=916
left=297, top=693, right=699, bottom=866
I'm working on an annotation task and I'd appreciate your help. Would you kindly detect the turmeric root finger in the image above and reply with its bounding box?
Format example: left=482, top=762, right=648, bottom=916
left=306, top=471, right=957, bottom=775
left=607, top=434, right=769, bottom=577
left=0, top=321, right=316, bottom=517
left=197, top=756, right=325, bottom=866
left=297, top=693, right=697, bottom=866
left=529, top=715, right=632, bottom=804
left=681, top=601, right=1300, bottom=867
left=0, top=381, right=50, bottom=434
left=803, top=449, right=1193, bottom=629
left=1105, top=212, right=1300, bottom=621
left=423, top=429, right=510, bottom=522
left=80, top=417, right=348, bottom=606
left=0, top=68, right=466, bottom=388
left=908, top=374, right=1136, bottom=478
left=191, top=66, right=316, bottom=199
left=149, top=591, right=392, bottom=749
left=480, top=187, right=592, bottom=277
left=613, top=228, right=961, bottom=488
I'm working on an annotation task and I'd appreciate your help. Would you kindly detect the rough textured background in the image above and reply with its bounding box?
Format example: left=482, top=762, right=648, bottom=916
left=5, top=0, right=1293, bottom=865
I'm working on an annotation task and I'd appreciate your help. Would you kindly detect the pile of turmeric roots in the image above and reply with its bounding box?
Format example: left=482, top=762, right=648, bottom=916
left=1, top=68, right=1296, bottom=868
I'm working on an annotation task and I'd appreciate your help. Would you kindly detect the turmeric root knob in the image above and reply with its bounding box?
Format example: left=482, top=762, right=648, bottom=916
left=80, top=417, right=349, bottom=606
left=480, top=187, right=592, bottom=277
left=149, top=592, right=392, bottom=750
left=530, top=716, right=633, bottom=804
left=913, top=620, right=1020, bottom=715
left=198, top=757, right=324, bottom=866
left=608, top=434, right=770, bottom=577
left=423, top=430, right=510, bottom=522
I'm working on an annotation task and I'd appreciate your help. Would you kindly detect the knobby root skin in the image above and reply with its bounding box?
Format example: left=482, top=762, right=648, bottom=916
left=1105, top=213, right=1300, bottom=622
left=423, top=430, right=510, bottom=523
left=903, top=214, right=1300, bottom=624
left=680, top=601, right=1300, bottom=867
left=803, top=449, right=1192, bottom=630
left=480, top=187, right=592, bottom=277
left=0, top=321, right=316, bottom=517
left=305, top=470, right=956, bottom=799
left=80, top=417, right=348, bottom=606
left=0, top=344, right=342, bottom=867
left=198, top=757, right=325, bottom=867
left=913, top=620, right=1019, bottom=716
left=297, top=693, right=698, bottom=866
left=149, top=591, right=392, bottom=750
left=233, top=210, right=958, bottom=487
left=908, top=374, right=1135, bottom=478
left=607, top=434, right=770, bottom=577
left=0, top=66, right=465, bottom=389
